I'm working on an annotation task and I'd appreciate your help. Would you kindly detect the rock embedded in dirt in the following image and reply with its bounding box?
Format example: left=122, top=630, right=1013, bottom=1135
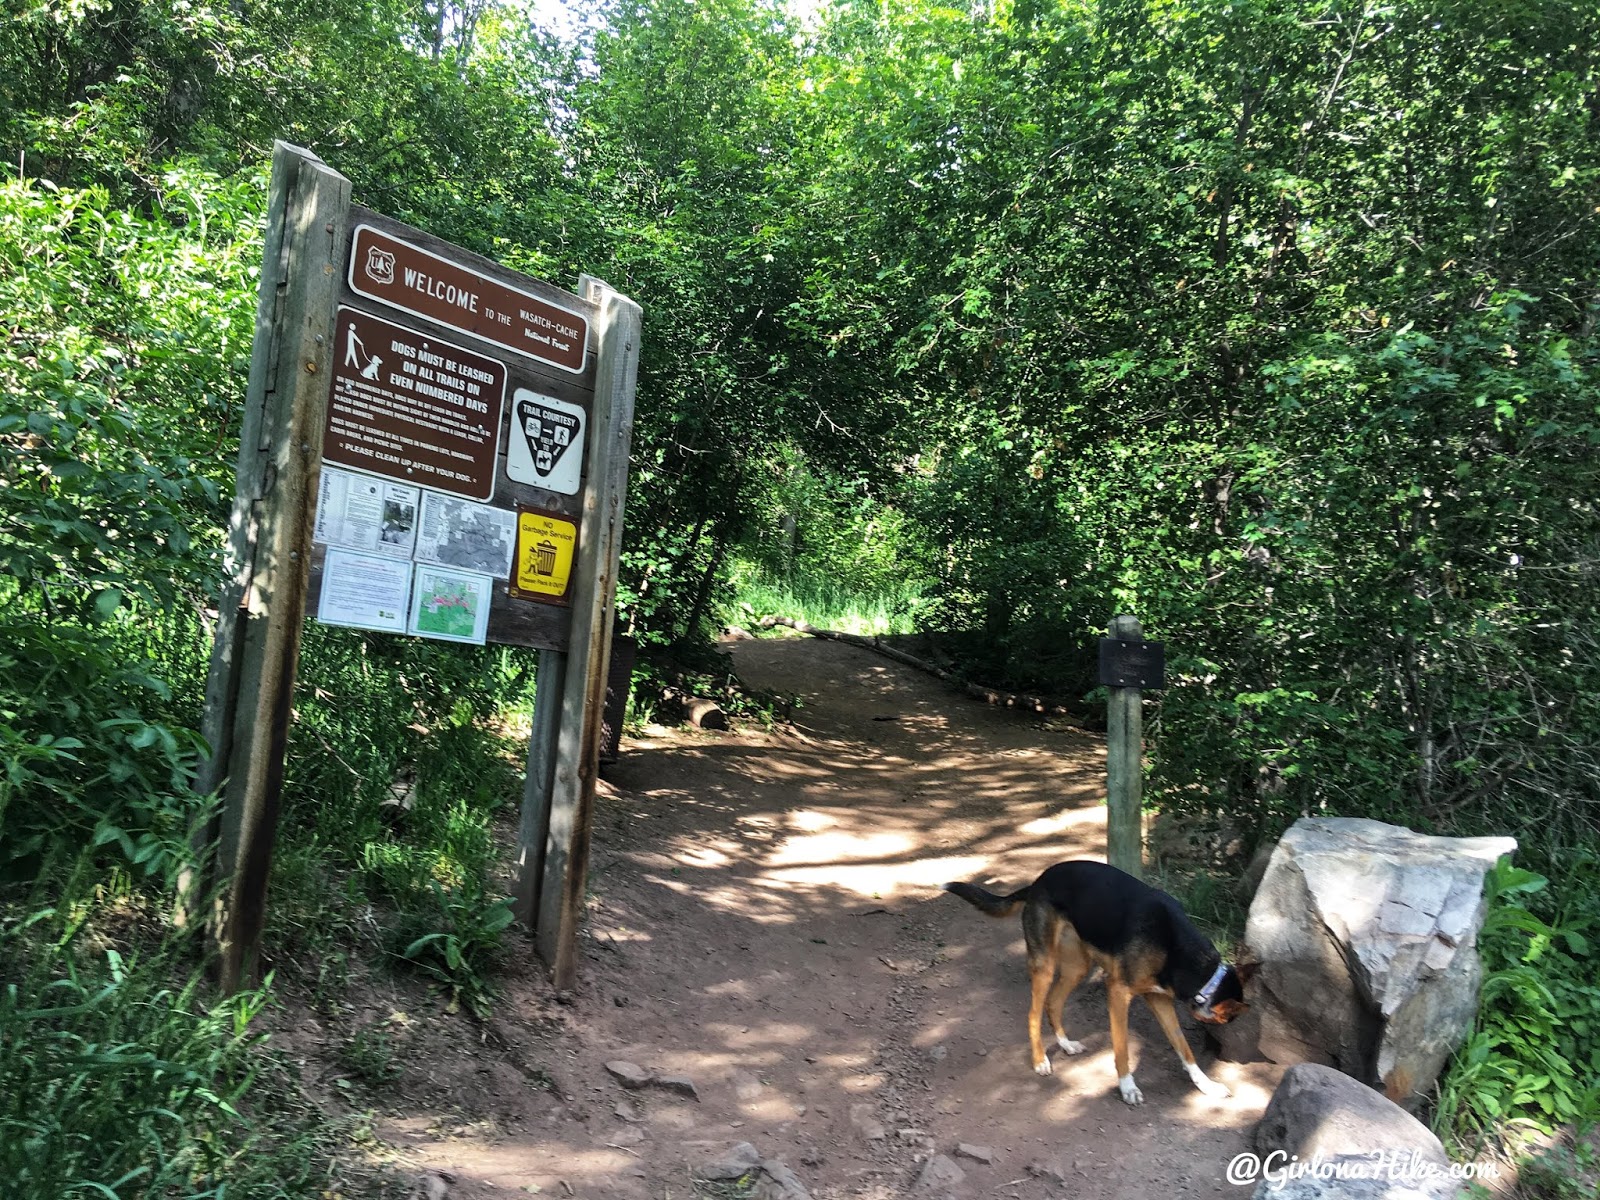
left=702, top=1142, right=764, bottom=1180
left=414, top=1174, right=450, bottom=1200
left=1240, top=817, right=1515, bottom=1107
left=700, top=1143, right=813, bottom=1200
left=651, top=1073, right=700, bottom=1100
left=849, top=1102, right=887, bottom=1141
left=1027, top=1159, right=1070, bottom=1184
left=955, top=1143, right=996, bottom=1165
left=915, top=1154, right=967, bottom=1190
left=732, top=1070, right=766, bottom=1102
left=754, top=1157, right=812, bottom=1200
left=1255, top=1064, right=1450, bottom=1169
left=605, top=1060, right=653, bottom=1089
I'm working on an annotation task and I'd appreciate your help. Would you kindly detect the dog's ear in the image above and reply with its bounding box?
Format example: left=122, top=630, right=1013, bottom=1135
left=1234, top=961, right=1260, bottom=986
left=1210, top=999, right=1249, bottom=1023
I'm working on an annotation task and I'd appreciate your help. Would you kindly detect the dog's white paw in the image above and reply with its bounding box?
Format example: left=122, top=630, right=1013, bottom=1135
left=1056, top=1036, right=1086, bottom=1056
left=1034, top=1056, right=1053, bottom=1076
left=1117, top=1075, right=1145, bottom=1106
left=1187, top=1064, right=1231, bottom=1099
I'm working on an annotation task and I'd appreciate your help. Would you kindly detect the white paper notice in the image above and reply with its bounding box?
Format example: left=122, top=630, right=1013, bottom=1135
left=414, top=492, right=518, bottom=578
left=317, top=548, right=413, bottom=633
left=375, top=482, right=421, bottom=557
left=314, top=466, right=419, bottom=558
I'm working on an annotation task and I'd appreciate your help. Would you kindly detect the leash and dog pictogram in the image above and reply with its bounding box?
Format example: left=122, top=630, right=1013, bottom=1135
left=506, top=389, right=585, bottom=495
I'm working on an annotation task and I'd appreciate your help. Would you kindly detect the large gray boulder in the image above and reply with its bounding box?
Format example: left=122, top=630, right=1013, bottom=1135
left=1249, top=1158, right=1463, bottom=1200
left=1256, top=1064, right=1449, bottom=1169
left=1238, top=817, right=1514, bottom=1107
left=1249, top=1065, right=1465, bottom=1200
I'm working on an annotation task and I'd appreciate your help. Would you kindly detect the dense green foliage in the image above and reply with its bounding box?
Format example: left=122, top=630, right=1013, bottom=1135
left=1436, top=860, right=1600, bottom=1149
left=790, top=0, right=1600, bottom=859
left=2, top=0, right=1597, bottom=1187
left=0, top=911, right=333, bottom=1195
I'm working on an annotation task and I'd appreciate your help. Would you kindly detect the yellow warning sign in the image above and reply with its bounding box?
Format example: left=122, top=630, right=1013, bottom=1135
left=510, top=510, right=577, bottom=604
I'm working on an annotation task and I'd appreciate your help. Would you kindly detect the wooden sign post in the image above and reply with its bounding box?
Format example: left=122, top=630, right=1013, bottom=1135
left=192, top=144, right=352, bottom=991
left=195, top=141, right=639, bottom=992
left=1099, top=614, right=1165, bottom=879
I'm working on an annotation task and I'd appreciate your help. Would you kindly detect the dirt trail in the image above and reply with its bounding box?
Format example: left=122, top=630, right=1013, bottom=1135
left=373, top=634, right=1284, bottom=1199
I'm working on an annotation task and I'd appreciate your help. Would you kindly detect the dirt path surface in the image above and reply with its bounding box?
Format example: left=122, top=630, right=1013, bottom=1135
left=370, top=634, right=1284, bottom=1199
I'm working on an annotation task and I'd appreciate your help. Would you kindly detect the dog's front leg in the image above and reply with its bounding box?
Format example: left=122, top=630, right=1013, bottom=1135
left=1144, top=991, right=1230, bottom=1099
left=1107, top=980, right=1142, bottom=1105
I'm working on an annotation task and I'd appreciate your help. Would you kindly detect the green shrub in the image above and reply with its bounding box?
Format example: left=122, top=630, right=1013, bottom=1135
left=396, top=880, right=516, bottom=1018
left=1437, top=858, right=1600, bottom=1153
left=0, top=909, right=338, bottom=1198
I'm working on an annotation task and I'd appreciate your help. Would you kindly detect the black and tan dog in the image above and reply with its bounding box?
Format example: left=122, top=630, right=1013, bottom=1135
left=944, top=860, right=1254, bottom=1105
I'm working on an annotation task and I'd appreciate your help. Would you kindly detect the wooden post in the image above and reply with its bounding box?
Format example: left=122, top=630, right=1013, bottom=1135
left=1105, top=613, right=1144, bottom=878
left=191, top=143, right=352, bottom=990
left=536, top=279, right=642, bottom=988
left=512, top=647, right=566, bottom=932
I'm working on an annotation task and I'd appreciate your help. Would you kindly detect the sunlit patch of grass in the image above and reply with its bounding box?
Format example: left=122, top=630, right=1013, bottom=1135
left=726, top=560, right=926, bottom=637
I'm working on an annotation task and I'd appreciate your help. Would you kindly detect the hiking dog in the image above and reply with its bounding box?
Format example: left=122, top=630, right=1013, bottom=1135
left=944, top=860, right=1255, bottom=1105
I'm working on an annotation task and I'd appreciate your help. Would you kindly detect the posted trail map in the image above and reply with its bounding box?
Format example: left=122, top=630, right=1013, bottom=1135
left=415, top=493, right=518, bottom=578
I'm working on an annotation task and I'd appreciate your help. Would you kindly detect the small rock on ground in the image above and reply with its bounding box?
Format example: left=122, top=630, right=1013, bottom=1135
left=605, top=1061, right=652, bottom=1089
left=699, top=1142, right=812, bottom=1200
left=731, top=1070, right=766, bottom=1102
left=916, top=1155, right=967, bottom=1190
left=850, top=1102, right=887, bottom=1141
left=702, top=1142, right=763, bottom=1180
left=1028, top=1159, right=1070, bottom=1184
left=652, top=1073, right=700, bottom=1100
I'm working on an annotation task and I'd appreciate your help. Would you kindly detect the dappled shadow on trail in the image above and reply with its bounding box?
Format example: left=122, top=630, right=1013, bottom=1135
left=557, top=637, right=1280, bottom=1199
left=385, top=635, right=1281, bottom=1200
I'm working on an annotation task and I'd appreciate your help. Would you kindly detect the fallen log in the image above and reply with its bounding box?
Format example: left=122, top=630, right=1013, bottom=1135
left=662, top=687, right=730, bottom=730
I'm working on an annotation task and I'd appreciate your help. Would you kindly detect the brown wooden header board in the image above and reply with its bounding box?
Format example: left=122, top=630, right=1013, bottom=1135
left=324, top=307, right=506, bottom=502
left=349, top=224, right=589, bottom=374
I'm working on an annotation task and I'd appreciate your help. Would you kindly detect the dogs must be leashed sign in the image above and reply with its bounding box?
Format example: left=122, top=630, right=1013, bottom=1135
left=323, top=307, right=506, bottom=502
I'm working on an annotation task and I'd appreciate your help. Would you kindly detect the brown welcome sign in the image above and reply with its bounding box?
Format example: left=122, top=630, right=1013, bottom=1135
left=349, top=224, right=589, bottom=373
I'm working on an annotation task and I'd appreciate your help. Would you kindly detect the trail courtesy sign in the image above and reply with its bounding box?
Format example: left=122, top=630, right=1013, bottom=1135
left=506, top=390, right=586, bottom=495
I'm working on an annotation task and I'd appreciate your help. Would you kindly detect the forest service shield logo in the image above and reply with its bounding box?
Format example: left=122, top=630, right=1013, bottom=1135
left=364, top=244, right=396, bottom=285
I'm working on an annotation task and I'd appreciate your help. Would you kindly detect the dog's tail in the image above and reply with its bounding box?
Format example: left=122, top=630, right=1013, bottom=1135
left=942, top=880, right=1029, bottom=918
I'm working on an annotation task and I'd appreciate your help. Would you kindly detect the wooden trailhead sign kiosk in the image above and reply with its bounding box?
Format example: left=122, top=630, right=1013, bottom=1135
left=193, top=142, right=640, bottom=992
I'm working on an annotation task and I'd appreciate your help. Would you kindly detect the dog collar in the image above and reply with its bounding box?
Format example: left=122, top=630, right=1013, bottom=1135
left=1194, top=963, right=1230, bottom=1008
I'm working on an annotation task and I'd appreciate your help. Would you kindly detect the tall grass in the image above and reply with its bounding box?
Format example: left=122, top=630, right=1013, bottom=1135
left=267, top=626, right=533, bottom=1015
left=0, top=903, right=362, bottom=1198
left=725, top=559, right=926, bottom=637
